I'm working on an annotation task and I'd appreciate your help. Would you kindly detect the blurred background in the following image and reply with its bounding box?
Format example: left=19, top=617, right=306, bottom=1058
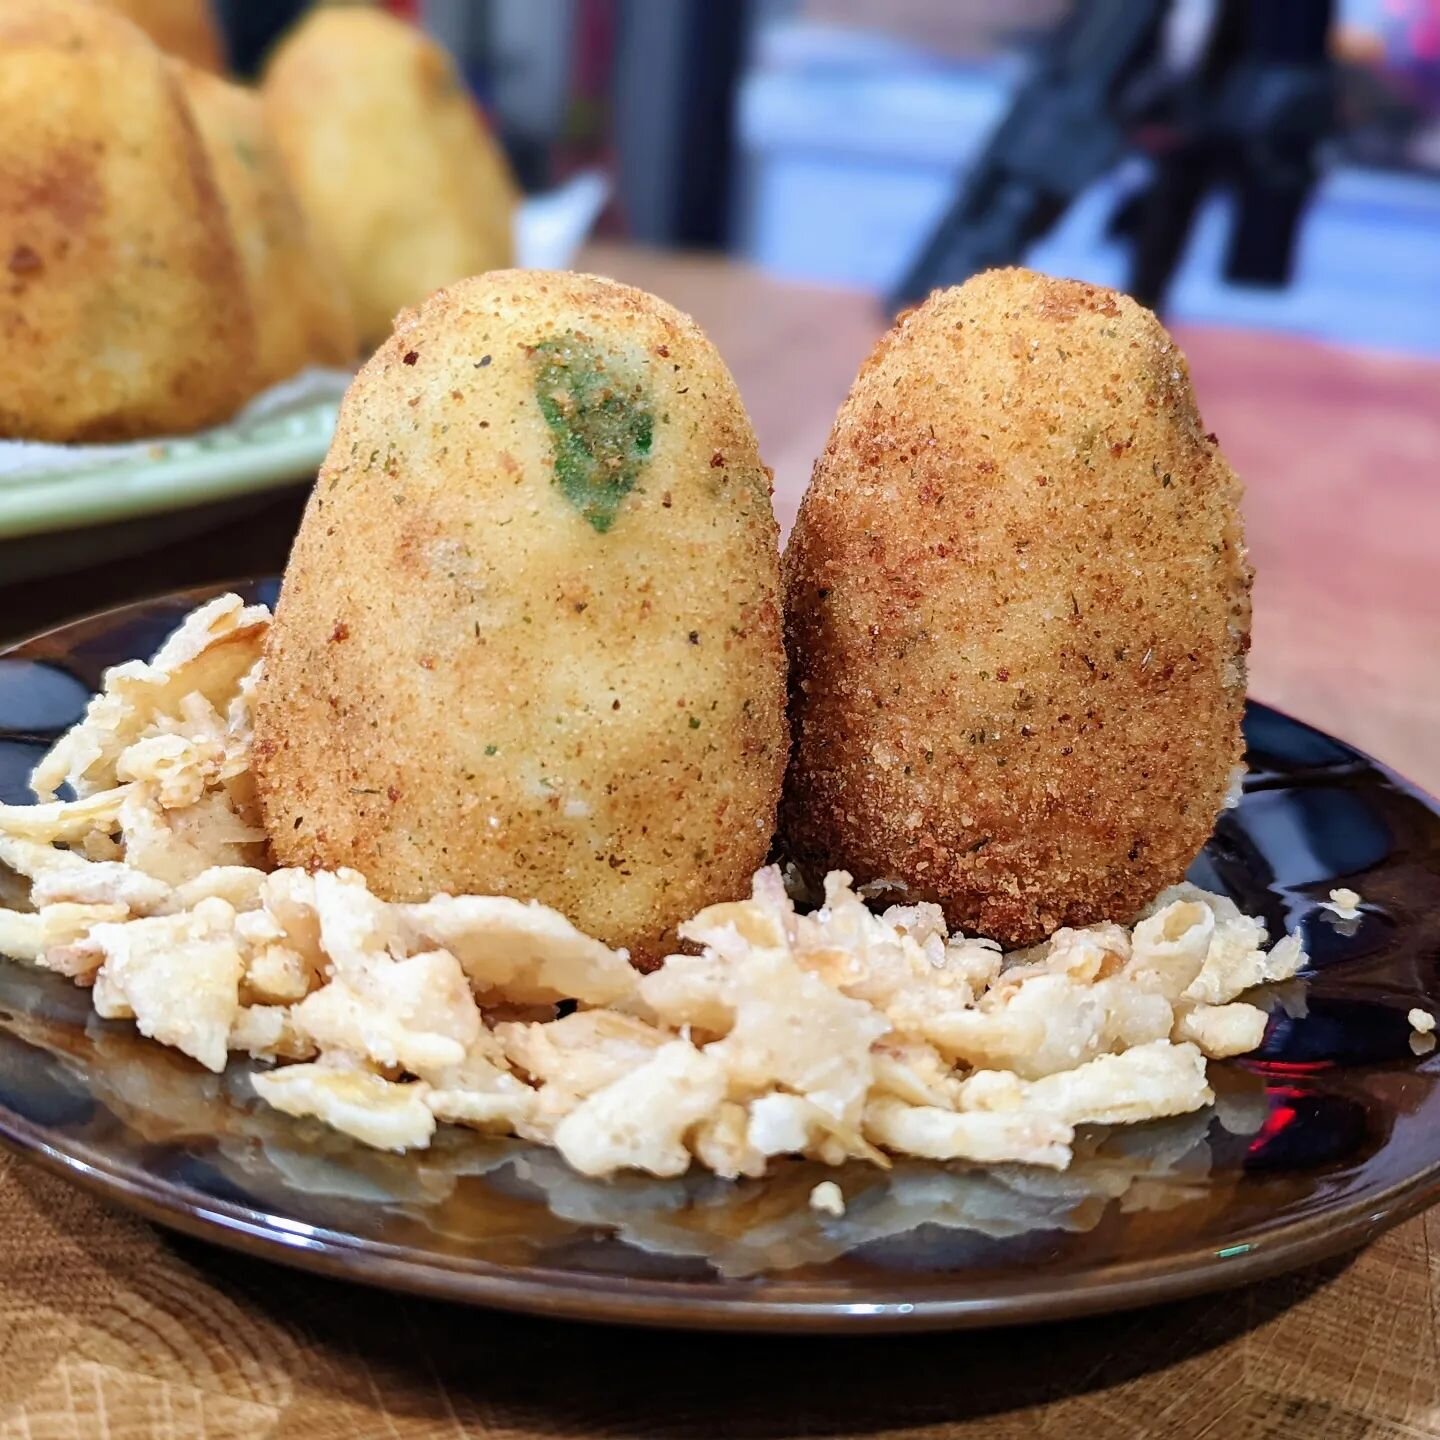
left=221, top=0, right=1440, bottom=352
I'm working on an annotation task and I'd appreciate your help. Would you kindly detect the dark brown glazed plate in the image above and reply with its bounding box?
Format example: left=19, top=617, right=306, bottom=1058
left=1, top=582, right=1439, bottom=1334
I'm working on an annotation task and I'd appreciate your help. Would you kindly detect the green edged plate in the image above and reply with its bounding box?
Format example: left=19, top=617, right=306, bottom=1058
left=0, top=394, right=341, bottom=541
left=0, top=389, right=342, bottom=582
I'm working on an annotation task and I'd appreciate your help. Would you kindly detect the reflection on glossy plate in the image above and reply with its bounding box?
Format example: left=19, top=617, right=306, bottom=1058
left=1, top=583, right=1439, bottom=1333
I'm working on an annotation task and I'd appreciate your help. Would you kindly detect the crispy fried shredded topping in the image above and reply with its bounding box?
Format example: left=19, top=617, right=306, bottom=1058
left=0, top=597, right=1307, bottom=1175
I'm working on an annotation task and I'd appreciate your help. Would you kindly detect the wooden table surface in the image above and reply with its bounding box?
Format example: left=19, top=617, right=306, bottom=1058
left=2, top=244, right=1439, bottom=1438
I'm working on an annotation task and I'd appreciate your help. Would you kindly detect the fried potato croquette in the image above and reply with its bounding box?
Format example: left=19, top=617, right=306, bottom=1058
left=254, top=270, right=788, bottom=963
left=175, top=64, right=357, bottom=387
left=0, top=0, right=256, bottom=440
left=86, top=0, right=223, bottom=70
left=782, top=268, right=1251, bottom=945
left=262, top=8, right=516, bottom=349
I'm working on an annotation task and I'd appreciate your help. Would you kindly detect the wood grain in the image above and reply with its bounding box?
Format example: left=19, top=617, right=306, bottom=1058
left=1, top=1156, right=1439, bottom=1439
left=1, top=245, right=1439, bottom=1438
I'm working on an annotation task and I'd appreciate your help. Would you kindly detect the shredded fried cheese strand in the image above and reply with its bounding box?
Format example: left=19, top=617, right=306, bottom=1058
left=0, top=595, right=1310, bottom=1174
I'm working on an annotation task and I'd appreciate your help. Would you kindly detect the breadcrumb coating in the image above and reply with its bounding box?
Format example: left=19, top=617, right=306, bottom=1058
left=782, top=268, right=1251, bottom=944
left=0, top=0, right=255, bottom=440
left=255, top=270, right=787, bottom=963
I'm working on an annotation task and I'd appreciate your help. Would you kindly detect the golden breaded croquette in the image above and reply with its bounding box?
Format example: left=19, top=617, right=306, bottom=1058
left=262, top=8, right=516, bottom=349
left=86, top=0, right=223, bottom=70
left=0, top=0, right=256, bottom=440
left=782, top=267, right=1251, bottom=946
left=254, top=270, right=788, bottom=964
left=176, top=64, right=357, bottom=386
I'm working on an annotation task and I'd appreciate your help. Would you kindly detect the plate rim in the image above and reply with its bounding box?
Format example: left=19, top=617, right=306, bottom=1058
left=0, top=1089, right=1436, bottom=1334
left=0, top=415, right=334, bottom=541
left=3, top=583, right=1440, bottom=1333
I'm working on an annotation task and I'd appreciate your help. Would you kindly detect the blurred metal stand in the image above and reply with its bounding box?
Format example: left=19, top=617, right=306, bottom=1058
left=425, top=0, right=577, bottom=192
left=214, top=0, right=306, bottom=75
left=612, top=0, right=750, bottom=246
left=891, top=0, right=1337, bottom=313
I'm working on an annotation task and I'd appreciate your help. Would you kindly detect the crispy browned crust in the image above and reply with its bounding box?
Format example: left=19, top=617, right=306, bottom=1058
left=90, top=0, right=224, bottom=71
left=0, top=0, right=256, bottom=441
left=254, top=269, right=787, bottom=964
left=262, top=8, right=517, bottom=349
left=176, top=64, right=357, bottom=386
left=781, top=268, right=1251, bottom=945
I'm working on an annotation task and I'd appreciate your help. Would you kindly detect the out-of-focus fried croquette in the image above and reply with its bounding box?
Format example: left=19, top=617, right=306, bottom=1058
left=175, top=64, right=357, bottom=386
left=262, top=8, right=516, bottom=349
left=254, top=270, right=788, bottom=964
left=85, top=0, right=223, bottom=70
left=0, top=0, right=256, bottom=441
left=782, top=267, right=1251, bottom=946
